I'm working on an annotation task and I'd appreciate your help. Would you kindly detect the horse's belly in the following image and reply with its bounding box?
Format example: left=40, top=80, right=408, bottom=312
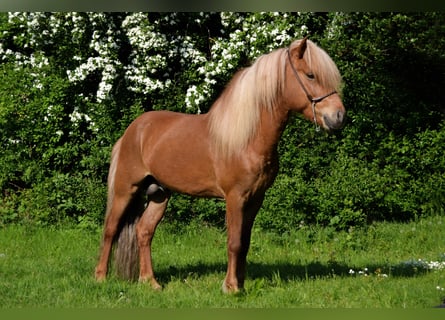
left=150, top=153, right=221, bottom=198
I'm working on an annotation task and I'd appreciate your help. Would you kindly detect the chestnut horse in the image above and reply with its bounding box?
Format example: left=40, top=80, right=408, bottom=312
left=95, top=38, right=346, bottom=293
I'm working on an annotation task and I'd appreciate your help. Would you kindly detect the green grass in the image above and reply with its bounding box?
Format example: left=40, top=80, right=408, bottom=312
left=1, top=216, right=445, bottom=308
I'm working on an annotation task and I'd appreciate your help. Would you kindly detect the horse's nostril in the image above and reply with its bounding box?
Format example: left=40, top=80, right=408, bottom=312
left=337, top=110, right=345, bottom=123
left=323, top=109, right=346, bottom=130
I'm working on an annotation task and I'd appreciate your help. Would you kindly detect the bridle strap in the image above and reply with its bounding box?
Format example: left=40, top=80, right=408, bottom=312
left=287, top=49, right=337, bottom=131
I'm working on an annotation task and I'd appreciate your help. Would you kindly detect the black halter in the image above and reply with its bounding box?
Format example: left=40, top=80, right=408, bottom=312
left=287, top=49, right=337, bottom=131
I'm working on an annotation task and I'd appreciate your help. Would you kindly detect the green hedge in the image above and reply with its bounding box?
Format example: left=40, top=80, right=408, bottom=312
left=0, top=13, right=444, bottom=231
left=257, top=125, right=445, bottom=232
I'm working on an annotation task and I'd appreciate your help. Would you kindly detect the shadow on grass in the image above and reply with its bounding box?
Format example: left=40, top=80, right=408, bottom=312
left=247, top=260, right=429, bottom=280
left=154, top=259, right=429, bottom=285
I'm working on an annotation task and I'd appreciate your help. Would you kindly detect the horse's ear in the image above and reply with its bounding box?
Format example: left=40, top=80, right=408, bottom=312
left=291, top=37, right=308, bottom=59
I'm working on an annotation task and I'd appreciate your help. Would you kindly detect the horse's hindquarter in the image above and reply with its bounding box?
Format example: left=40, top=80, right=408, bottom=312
left=134, top=111, right=222, bottom=197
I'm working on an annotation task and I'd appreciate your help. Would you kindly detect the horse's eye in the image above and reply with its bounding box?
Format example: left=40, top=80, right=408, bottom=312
left=306, top=72, right=315, bottom=80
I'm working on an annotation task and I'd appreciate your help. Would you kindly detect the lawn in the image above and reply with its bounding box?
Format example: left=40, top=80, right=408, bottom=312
left=0, top=215, right=444, bottom=308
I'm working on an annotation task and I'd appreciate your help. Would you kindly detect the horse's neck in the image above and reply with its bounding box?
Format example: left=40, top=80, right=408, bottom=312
left=251, top=105, right=290, bottom=157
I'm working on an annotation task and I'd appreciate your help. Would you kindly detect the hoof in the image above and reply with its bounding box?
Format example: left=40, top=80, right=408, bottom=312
left=151, top=282, right=162, bottom=291
left=139, top=276, right=162, bottom=291
left=221, top=281, right=243, bottom=294
left=95, top=268, right=107, bottom=282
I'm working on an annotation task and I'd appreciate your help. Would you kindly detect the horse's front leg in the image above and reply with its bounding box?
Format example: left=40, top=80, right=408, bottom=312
left=223, top=192, right=265, bottom=293
left=136, top=189, right=170, bottom=290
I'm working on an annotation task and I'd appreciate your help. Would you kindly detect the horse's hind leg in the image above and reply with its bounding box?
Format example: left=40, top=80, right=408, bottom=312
left=95, top=191, right=133, bottom=281
left=136, top=188, right=170, bottom=289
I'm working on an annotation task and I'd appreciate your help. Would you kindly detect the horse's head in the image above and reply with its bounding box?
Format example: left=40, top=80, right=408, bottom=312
left=285, top=38, right=346, bottom=131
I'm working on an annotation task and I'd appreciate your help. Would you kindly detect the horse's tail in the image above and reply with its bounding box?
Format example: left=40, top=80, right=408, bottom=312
left=105, top=137, right=142, bottom=281
left=105, top=137, right=122, bottom=221
left=114, top=210, right=141, bottom=281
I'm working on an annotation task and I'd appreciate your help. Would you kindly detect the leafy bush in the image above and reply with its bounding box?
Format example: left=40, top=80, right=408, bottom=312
left=258, top=124, right=445, bottom=232
left=0, top=12, right=444, bottom=231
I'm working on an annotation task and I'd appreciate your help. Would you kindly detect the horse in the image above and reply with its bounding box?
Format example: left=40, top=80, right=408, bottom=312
left=94, top=37, right=346, bottom=293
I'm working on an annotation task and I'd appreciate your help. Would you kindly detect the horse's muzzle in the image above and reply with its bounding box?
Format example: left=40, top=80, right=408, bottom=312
left=323, top=109, right=346, bottom=130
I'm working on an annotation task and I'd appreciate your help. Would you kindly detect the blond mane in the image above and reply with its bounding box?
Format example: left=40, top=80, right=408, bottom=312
left=291, top=39, right=342, bottom=93
left=208, top=39, right=341, bottom=158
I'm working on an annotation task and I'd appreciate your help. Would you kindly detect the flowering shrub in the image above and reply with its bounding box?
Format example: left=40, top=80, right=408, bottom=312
left=0, top=12, right=444, bottom=229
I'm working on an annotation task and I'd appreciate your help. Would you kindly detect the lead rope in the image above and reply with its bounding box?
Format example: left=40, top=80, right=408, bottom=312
left=311, top=90, right=337, bottom=132
left=311, top=101, right=320, bottom=132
